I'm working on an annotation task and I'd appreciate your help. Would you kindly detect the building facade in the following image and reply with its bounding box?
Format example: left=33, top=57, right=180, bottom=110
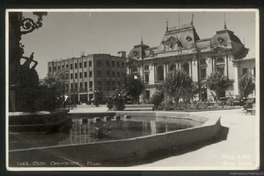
left=48, top=53, right=127, bottom=104
left=126, top=18, right=255, bottom=101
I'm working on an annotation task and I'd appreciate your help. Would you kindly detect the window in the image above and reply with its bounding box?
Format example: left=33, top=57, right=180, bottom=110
left=96, top=60, right=102, bottom=67
left=201, top=68, right=207, bottom=79
left=66, top=64, right=68, bottom=68
left=84, top=62, right=87, bottom=68
left=106, top=81, right=110, bottom=90
left=70, top=74, right=73, bottom=79
left=49, top=67, right=51, bottom=72
left=62, top=65, right=64, bottom=68
left=70, top=64, right=73, bottom=69
left=71, top=83, right=73, bottom=90
left=75, top=73, right=77, bottom=79
left=58, top=66, right=60, bottom=70
left=112, top=81, right=115, bottom=90
left=85, top=82, right=87, bottom=90
left=53, top=67, right=56, bottom=71
left=217, top=58, right=225, bottom=63
left=112, top=71, right=115, bottom=77
left=80, top=72, right=82, bottom=78
left=75, top=83, right=78, bottom=90
left=106, top=61, right=110, bottom=67
left=117, top=72, right=120, bottom=77
left=89, top=71, right=92, bottom=77
left=89, top=61, right=92, bottom=67
left=217, top=66, right=224, bottom=75
left=79, top=62, right=82, bottom=68
left=84, top=72, right=87, bottom=78
left=106, top=71, right=110, bottom=77
left=242, top=68, right=248, bottom=75
left=200, top=59, right=206, bottom=65
left=117, top=62, right=120, bottom=67
left=75, top=63, right=77, bottom=69
left=157, top=65, right=164, bottom=81
left=122, top=62, right=124, bottom=68
left=132, top=67, right=138, bottom=73
left=216, top=57, right=225, bottom=75
left=80, top=82, right=83, bottom=89
left=89, top=81, right=93, bottom=88
left=183, top=63, right=189, bottom=75
left=169, top=64, right=175, bottom=71
left=253, top=67, right=256, bottom=78
left=145, top=65, right=149, bottom=70
left=97, top=71, right=102, bottom=77
left=97, top=81, right=102, bottom=90
left=112, top=61, right=115, bottom=67
left=145, top=73, right=149, bottom=83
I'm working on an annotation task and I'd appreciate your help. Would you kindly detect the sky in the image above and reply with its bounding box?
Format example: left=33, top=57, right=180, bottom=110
left=16, top=9, right=257, bottom=79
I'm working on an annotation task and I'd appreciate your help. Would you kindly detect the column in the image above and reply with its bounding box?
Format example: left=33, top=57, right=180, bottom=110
left=179, top=62, right=181, bottom=69
left=207, top=57, right=212, bottom=76
left=192, top=56, right=198, bottom=82
left=225, top=55, right=228, bottom=77
left=154, top=64, right=157, bottom=82
left=189, top=60, right=192, bottom=76
left=212, top=57, right=215, bottom=72
left=78, top=94, right=80, bottom=103
left=163, top=64, right=166, bottom=80
left=233, top=63, right=239, bottom=95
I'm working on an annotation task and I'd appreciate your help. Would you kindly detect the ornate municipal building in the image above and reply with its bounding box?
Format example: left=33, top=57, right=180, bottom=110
left=126, top=16, right=255, bottom=101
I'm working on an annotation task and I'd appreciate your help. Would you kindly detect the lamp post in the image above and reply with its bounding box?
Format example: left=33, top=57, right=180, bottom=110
left=134, top=75, right=139, bottom=104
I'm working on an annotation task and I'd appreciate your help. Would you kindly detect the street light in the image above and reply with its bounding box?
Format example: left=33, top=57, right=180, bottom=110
left=134, top=75, right=139, bottom=104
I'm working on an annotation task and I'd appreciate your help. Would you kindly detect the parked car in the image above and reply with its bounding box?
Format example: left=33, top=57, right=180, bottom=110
left=232, top=97, right=245, bottom=106
left=219, top=97, right=229, bottom=106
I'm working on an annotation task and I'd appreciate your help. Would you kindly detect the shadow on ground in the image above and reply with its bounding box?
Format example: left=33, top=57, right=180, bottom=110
left=8, top=126, right=229, bottom=168
left=101, top=126, right=229, bottom=167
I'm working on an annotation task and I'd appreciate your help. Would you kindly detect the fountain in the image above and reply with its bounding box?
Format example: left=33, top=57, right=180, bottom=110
left=8, top=12, right=70, bottom=132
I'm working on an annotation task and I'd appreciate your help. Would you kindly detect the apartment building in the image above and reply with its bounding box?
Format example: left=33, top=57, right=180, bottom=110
left=48, top=53, right=127, bottom=104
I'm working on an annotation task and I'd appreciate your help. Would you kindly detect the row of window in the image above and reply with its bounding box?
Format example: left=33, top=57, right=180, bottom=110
left=49, top=60, right=125, bottom=72
left=70, top=81, right=121, bottom=91
left=69, top=71, right=123, bottom=79
left=96, top=60, right=125, bottom=68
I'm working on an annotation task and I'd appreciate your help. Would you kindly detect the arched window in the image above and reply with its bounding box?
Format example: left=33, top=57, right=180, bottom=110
left=157, top=65, right=164, bottom=81
left=169, top=64, right=176, bottom=71
left=183, top=63, right=189, bottom=75
left=132, top=67, right=138, bottom=73
left=216, top=57, right=225, bottom=75
left=217, top=58, right=225, bottom=63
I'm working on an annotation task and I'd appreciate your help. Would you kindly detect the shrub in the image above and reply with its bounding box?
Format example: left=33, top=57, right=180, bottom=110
left=149, top=90, right=164, bottom=110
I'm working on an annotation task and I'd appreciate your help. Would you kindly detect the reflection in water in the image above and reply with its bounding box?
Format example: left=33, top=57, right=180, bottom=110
left=13, top=118, right=203, bottom=147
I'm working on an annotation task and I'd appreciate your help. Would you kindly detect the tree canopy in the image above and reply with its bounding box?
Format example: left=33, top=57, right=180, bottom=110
left=121, top=72, right=144, bottom=103
left=238, top=73, right=255, bottom=98
left=163, top=69, right=197, bottom=103
left=43, top=69, right=69, bottom=96
left=206, top=72, right=234, bottom=100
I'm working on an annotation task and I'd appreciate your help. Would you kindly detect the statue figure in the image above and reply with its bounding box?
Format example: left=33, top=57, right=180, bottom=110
left=19, top=52, right=39, bottom=87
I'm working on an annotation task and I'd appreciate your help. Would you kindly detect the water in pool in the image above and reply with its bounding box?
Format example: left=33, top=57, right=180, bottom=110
left=11, top=117, right=203, bottom=148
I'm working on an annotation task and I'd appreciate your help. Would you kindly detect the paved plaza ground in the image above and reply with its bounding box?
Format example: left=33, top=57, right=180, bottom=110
left=69, top=105, right=259, bottom=170
left=9, top=105, right=259, bottom=170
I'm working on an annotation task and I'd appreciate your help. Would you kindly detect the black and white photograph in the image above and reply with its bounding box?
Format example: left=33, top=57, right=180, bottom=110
left=6, top=9, right=259, bottom=171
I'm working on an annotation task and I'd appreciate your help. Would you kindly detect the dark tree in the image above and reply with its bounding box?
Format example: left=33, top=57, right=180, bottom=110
left=121, top=72, right=144, bottom=104
left=238, top=73, right=255, bottom=98
left=163, top=69, right=197, bottom=103
left=206, top=72, right=234, bottom=101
